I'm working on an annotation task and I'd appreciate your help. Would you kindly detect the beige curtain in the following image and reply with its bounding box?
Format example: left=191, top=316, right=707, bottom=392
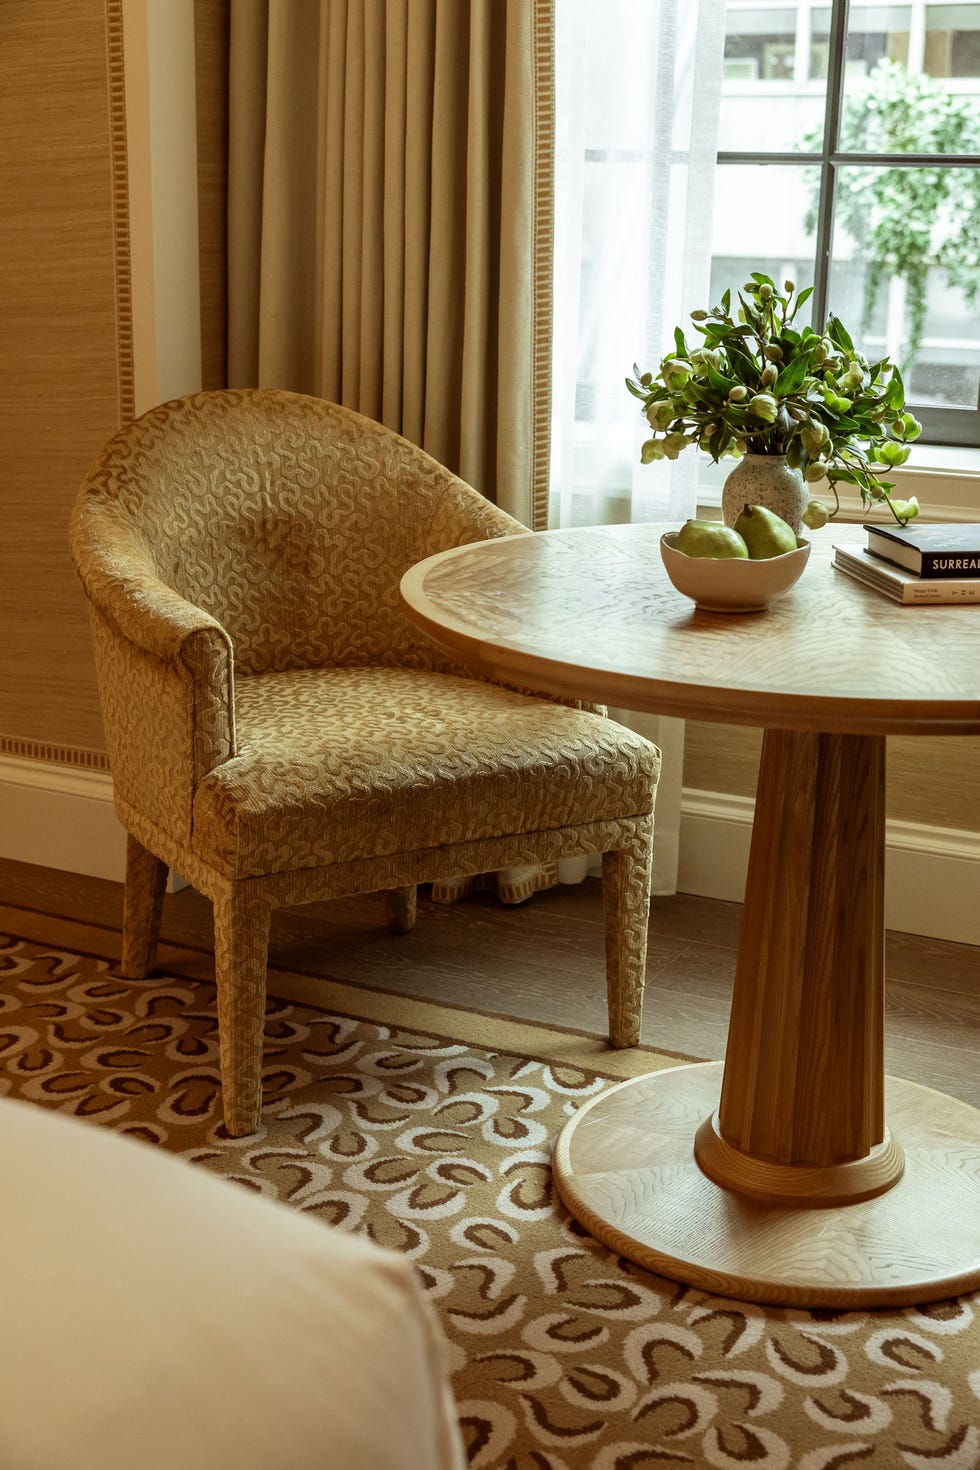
left=227, top=0, right=554, bottom=529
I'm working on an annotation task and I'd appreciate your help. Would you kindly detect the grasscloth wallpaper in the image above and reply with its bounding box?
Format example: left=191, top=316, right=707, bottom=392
left=0, top=0, right=128, bottom=759
left=1, top=0, right=977, bottom=838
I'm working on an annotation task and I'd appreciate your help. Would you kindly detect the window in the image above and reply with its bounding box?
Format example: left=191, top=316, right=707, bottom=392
left=718, top=0, right=980, bottom=447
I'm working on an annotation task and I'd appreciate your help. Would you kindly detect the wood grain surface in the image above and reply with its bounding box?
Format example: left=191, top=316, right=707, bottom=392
left=400, top=524, right=980, bottom=736
left=403, top=521, right=980, bottom=1305
left=554, top=1062, right=980, bottom=1308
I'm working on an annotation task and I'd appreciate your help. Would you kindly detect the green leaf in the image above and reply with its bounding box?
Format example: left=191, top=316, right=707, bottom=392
left=721, top=287, right=731, bottom=316
left=885, top=363, right=905, bottom=410
left=773, top=355, right=809, bottom=395
left=827, top=314, right=854, bottom=351
left=790, top=285, right=815, bottom=319
left=674, top=327, right=688, bottom=357
left=750, top=271, right=776, bottom=287
left=726, top=340, right=760, bottom=382
left=705, top=361, right=737, bottom=393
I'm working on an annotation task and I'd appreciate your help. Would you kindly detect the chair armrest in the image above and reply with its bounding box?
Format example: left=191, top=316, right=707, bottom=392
left=71, top=509, right=236, bottom=845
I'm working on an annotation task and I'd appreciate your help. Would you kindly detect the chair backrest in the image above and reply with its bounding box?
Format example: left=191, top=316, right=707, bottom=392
left=73, top=390, right=518, bottom=677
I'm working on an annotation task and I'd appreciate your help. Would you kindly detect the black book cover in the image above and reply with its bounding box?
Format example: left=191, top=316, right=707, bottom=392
left=863, top=523, right=980, bottom=578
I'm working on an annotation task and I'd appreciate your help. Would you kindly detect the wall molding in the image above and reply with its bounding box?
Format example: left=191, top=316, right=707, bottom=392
left=678, top=787, right=980, bottom=948
left=0, top=755, right=182, bottom=891
left=105, top=0, right=136, bottom=425
left=0, top=736, right=109, bottom=772
left=2, top=757, right=977, bottom=944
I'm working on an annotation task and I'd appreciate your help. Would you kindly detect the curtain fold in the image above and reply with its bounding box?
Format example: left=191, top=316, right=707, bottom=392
left=551, top=0, right=725, bottom=894
left=228, top=0, right=554, bottom=528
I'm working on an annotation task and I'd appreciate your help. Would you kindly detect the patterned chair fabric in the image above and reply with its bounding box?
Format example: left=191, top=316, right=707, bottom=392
left=70, top=390, right=660, bottom=1135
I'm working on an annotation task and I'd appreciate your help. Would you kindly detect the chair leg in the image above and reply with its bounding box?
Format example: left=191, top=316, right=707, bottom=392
left=120, top=834, right=168, bottom=979
left=212, top=883, right=272, bottom=1137
left=602, top=821, right=654, bottom=1048
left=384, top=885, right=417, bottom=934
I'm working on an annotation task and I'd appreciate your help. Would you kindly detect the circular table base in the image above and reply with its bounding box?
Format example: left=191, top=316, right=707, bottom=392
left=552, top=1062, right=980, bottom=1309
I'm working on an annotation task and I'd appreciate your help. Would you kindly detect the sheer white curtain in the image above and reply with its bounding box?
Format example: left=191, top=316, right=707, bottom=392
left=551, top=0, right=726, bottom=893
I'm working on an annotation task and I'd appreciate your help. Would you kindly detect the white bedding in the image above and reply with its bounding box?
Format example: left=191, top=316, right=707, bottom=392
left=0, top=1097, right=466, bottom=1470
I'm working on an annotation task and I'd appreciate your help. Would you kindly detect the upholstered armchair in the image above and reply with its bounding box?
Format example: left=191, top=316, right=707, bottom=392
left=70, top=390, right=660, bottom=1136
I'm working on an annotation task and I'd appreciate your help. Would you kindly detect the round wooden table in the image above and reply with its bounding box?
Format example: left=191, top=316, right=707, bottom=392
left=400, top=523, right=980, bottom=1308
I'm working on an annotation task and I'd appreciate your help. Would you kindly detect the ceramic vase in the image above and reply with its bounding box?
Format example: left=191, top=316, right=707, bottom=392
left=721, top=453, right=808, bottom=535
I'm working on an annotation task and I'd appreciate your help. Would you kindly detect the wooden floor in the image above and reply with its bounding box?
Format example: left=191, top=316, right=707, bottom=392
left=1, top=856, right=977, bottom=1109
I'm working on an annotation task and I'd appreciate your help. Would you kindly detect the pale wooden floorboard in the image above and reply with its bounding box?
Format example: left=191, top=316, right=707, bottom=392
left=0, top=856, right=976, bottom=1107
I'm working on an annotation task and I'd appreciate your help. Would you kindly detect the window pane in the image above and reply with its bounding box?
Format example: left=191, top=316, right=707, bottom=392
left=837, top=8, right=980, bottom=152
left=924, top=3, right=980, bottom=137
left=720, top=3, right=827, bottom=151
left=711, top=163, right=820, bottom=304
left=828, top=165, right=980, bottom=411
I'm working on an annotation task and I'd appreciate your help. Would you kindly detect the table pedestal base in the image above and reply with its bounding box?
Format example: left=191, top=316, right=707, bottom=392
left=552, top=1062, right=980, bottom=1309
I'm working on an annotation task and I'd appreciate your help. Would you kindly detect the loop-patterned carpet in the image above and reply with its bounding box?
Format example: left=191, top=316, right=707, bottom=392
left=1, top=916, right=978, bottom=1468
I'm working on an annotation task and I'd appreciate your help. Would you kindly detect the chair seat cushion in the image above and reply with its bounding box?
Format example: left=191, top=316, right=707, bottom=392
left=192, top=666, right=658, bottom=878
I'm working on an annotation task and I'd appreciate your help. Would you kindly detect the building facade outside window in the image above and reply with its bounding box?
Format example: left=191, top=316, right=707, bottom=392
left=718, top=0, right=980, bottom=448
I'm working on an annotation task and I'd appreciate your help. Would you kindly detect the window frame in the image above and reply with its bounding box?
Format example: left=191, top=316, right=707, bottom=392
left=718, top=0, right=980, bottom=447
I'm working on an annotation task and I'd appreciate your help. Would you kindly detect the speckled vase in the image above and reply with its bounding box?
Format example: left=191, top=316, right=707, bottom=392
left=721, top=454, right=808, bottom=534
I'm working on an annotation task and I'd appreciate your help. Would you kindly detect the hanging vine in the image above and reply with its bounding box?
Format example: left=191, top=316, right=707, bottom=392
left=804, top=59, right=980, bottom=370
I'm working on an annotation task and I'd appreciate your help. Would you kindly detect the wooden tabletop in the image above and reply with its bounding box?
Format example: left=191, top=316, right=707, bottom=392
left=400, top=523, right=980, bottom=737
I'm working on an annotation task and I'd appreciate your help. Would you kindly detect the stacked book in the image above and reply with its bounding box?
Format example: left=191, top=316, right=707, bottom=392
left=833, top=523, right=980, bottom=604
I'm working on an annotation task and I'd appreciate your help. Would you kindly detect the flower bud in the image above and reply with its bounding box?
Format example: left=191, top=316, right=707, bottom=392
left=801, top=422, right=830, bottom=454
left=662, top=431, right=690, bottom=460
left=640, top=372, right=653, bottom=387
left=728, top=385, right=748, bottom=402
left=804, top=461, right=826, bottom=482
left=640, top=438, right=665, bottom=464
left=762, top=344, right=784, bottom=362
left=647, top=400, right=674, bottom=431
left=746, top=393, right=778, bottom=423
left=802, top=498, right=830, bottom=528
left=878, top=440, right=911, bottom=467
left=760, top=364, right=778, bottom=387
left=689, top=309, right=709, bottom=321
left=759, top=283, right=773, bottom=301
left=889, top=496, right=919, bottom=522
left=661, top=358, right=692, bottom=390
left=784, top=279, right=795, bottom=293
left=900, top=412, right=922, bottom=441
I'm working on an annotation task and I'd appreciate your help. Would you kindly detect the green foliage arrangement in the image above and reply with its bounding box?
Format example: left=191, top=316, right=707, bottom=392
left=804, top=60, right=980, bottom=368
left=625, top=276, right=922, bottom=525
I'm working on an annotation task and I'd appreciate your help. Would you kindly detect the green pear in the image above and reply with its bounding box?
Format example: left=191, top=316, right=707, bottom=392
left=732, top=505, right=798, bottom=559
left=675, top=520, right=749, bottom=559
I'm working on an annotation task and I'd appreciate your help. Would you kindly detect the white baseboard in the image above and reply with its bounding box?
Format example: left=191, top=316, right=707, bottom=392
left=0, top=756, right=184, bottom=891
left=2, top=758, right=977, bottom=945
left=679, top=787, right=980, bottom=948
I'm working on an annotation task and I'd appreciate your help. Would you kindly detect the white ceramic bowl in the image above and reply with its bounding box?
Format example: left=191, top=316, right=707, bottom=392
left=660, top=532, right=811, bottom=612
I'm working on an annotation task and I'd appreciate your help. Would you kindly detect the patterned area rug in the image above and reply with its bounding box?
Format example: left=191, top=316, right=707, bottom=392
left=2, top=915, right=978, bottom=1469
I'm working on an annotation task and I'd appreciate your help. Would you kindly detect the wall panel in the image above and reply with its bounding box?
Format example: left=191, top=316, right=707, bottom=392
left=0, top=0, right=129, bottom=762
left=683, top=722, right=980, bottom=833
